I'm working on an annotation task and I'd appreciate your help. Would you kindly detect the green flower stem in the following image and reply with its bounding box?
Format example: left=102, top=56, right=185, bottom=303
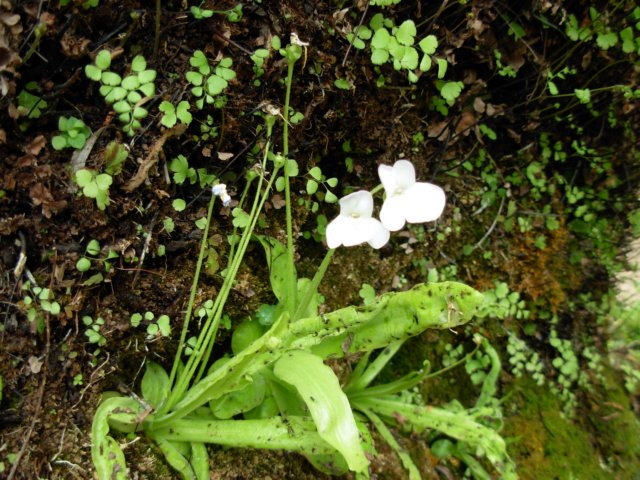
left=163, top=125, right=275, bottom=412
left=292, top=248, right=335, bottom=321
left=282, top=54, right=298, bottom=318
left=189, top=140, right=276, bottom=387
left=161, top=192, right=217, bottom=415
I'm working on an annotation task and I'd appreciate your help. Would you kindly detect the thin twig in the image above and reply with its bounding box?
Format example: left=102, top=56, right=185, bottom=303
left=342, top=1, right=370, bottom=68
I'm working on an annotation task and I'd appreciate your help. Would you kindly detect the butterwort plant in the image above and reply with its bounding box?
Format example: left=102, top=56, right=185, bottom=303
left=90, top=36, right=513, bottom=480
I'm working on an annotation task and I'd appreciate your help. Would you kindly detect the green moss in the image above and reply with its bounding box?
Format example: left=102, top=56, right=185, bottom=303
left=504, top=377, right=640, bottom=479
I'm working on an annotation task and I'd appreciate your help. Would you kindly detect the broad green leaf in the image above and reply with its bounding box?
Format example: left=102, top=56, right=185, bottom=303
left=186, top=71, right=203, bottom=86
left=100, top=71, right=121, bottom=86
left=138, top=82, right=155, bottom=97
left=440, top=81, right=464, bottom=103
left=288, top=282, right=483, bottom=358
left=371, top=28, right=391, bottom=49
left=138, top=69, right=157, bottom=84
left=206, top=75, right=228, bottom=95
left=401, top=47, right=419, bottom=70
left=133, top=106, right=148, bottom=119
left=152, top=416, right=346, bottom=474
left=131, top=55, right=147, bottom=72
left=274, top=350, right=369, bottom=473
left=252, top=235, right=291, bottom=302
left=395, top=20, right=416, bottom=46
left=85, top=64, right=102, bottom=81
left=596, top=31, right=618, bottom=50
left=51, top=135, right=67, bottom=150
left=141, top=361, right=169, bottom=408
left=210, top=371, right=266, bottom=419
left=419, top=54, right=432, bottom=72
left=176, top=101, right=192, bottom=124
left=113, top=100, right=131, bottom=114
left=121, top=75, right=140, bottom=90
left=354, top=397, right=517, bottom=480
left=231, top=207, right=250, bottom=228
left=190, top=443, right=209, bottom=480
left=284, top=158, right=298, bottom=176
left=95, top=50, right=111, bottom=70
left=309, top=166, right=322, bottom=181
left=95, top=174, right=113, bottom=190
left=157, top=315, right=171, bottom=336
left=156, top=439, right=196, bottom=480
left=91, top=396, right=143, bottom=480
left=75, top=169, right=94, bottom=187
left=76, top=257, right=91, bottom=272
left=172, top=199, right=186, bottom=211
left=418, top=35, right=438, bottom=54
left=334, top=78, right=351, bottom=90
left=371, top=48, right=389, bottom=65
left=306, top=179, right=318, bottom=195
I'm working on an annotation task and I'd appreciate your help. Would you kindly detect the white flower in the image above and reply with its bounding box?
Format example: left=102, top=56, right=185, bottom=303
left=378, top=160, right=446, bottom=231
left=326, top=190, right=390, bottom=249
left=212, top=183, right=232, bottom=206
left=212, top=183, right=227, bottom=196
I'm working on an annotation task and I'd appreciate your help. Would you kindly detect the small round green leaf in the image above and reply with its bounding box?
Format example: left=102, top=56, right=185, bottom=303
left=131, top=55, right=147, bottom=72
left=172, top=199, right=186, bottom=211
left=76, top=257, right=91, bottom=272
left=95, top=50, right=111, bottom=70
left=306, top=179, right=318, bottom=195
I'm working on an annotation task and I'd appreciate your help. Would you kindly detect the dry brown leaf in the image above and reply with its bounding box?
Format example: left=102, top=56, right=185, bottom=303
left=29, top=182, right=67, bottom=218
left=25, top=134, right=46, bottom=156
left=271, top=194, right=285, bottom=210
left=427, top=121, right=449, bottom=141
left=123, top=123, right=187, bottom=192
left=456, top=110, right=476, bottom=136
left=217, top=152, right=233, bottom=161
left=60, top=30, right=90, bottom=58
left=473, top=97, right=486, bottom=113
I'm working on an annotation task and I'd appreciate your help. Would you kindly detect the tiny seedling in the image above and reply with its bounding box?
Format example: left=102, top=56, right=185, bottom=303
left=83, top=315, right=106, bottom=346
left=75, top=169, right=112, bottom=210
left=159, top=100, right=192, bottom=128
left=191, top=3, right=242, bottom=22
left=17, top=82, right=48, bottom=120
left=104, top=141, right=128, bottom=176
left=51, top=116, right=91, bottom=150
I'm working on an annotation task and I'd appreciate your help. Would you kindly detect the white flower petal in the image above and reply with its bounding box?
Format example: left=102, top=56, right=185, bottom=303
left=402, top=182, right=446, bottom=223
left=326, top=215, right=351, bottom=248
left=342, top=218, right=378, bottom=246
left=339, top=190, right=374, bottom=217
left=326, top=216, right=378, bottom=248
left=379, top=195, right=407, bottom=231
left=366, top=220, right=390, bottom=249
left=378, top=164, right=396, bottom=194
left=392, top=160, right=416, bottom=190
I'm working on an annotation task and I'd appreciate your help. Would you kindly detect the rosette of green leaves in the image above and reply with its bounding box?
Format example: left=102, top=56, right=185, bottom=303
left=51, top=116, right=91, bottom=150
left=85, top=50, right=156, bottom=135
left=185, top=50, right=235, bottom=109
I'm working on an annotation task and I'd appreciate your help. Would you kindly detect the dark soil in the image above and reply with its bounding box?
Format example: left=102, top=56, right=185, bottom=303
left=1, top=1, right=639, bottom=479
